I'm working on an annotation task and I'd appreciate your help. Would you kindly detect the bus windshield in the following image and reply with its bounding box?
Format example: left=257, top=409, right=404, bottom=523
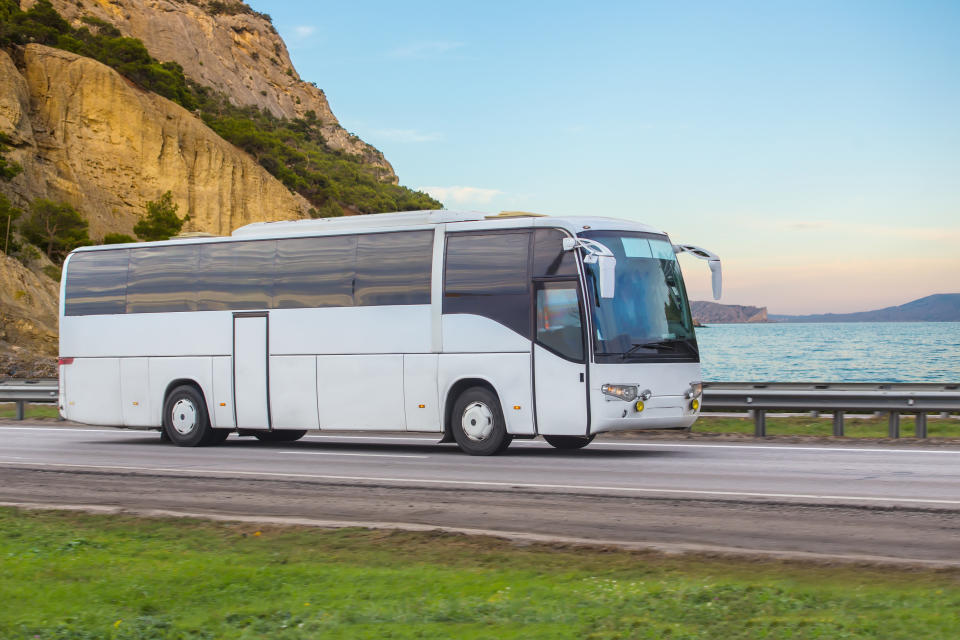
left=580, top=230, right=698, bottom=361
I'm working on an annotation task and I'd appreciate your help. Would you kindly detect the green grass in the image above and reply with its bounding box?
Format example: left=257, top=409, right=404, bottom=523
left=0, top=403, right=60, bottom=419
left=694, top=415, right=960, bottom=438
left=0, top=508, right=958, bottom=639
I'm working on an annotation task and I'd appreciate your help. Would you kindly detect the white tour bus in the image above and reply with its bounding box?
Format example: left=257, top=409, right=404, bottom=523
left=58, top=210, right=721, bottom=455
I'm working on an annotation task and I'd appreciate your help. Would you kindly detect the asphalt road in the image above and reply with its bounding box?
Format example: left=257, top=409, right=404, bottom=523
left=1, top=424, right=958, bottom=566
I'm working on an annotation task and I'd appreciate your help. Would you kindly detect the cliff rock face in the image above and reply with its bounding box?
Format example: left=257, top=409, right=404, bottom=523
left=691, top=301, right=769, bottom=324
left=0, top=253, right=59, bottom=376
left=26, top=0, right=396, bottom=181
left=0, top=45, right=312, bottom=240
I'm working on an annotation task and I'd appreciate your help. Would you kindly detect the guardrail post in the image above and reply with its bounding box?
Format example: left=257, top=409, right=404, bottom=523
left=754, top=410, right=766, bottom=437
left=15, top=400, right=25, bottom=420
left=915, top=413, right=928, bottom=438
left=888, top=412, right=900, bottom=438
left=832, top=411, right=844, bottom=437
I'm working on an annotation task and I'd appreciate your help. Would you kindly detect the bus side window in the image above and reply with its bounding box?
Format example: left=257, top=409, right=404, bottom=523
left=64, top=249, right=130, bottom=316
left=532, top=228, right=577, bottom=277
left=355, top=231, right=433, bottom=306
left=444, top=231, right=531, bottom=337
left=535, top=281, right=584, bottom=362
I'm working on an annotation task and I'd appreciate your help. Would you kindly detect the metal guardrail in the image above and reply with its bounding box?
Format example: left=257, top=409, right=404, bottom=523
left=2, top=379, right=958, bottom=438
left=703, top=382, right=960, bottom=437
left=0, top=379, right=58, bottom=420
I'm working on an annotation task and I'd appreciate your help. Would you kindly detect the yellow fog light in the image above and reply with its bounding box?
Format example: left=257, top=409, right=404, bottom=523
left=635, top=400, right=645, bottom=413
left=691, top=398, right=700, bottom=411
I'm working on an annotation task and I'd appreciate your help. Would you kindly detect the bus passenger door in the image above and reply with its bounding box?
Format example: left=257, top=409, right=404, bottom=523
left=533, top=280, right=589, bottom=436
left=233, top=312, right=270, bottom=429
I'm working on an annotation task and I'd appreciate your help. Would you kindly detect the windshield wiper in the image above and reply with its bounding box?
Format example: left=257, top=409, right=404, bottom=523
left=620, top=341, right=676, bottom=359
left=620, top=339, right=700, bottom=359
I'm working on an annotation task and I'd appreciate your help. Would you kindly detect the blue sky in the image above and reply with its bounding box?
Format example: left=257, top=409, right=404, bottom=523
left=251, top=1, right=959, bottom=314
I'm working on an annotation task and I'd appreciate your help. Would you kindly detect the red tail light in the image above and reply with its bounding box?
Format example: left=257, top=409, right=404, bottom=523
left=58, top=357, right=74, bottom=365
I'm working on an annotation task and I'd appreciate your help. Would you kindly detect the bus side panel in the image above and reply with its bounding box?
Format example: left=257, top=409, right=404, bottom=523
left=62, top=358, right=123, bottom=426
left=441, top=314, right=530, bottom=353
left=270, top=306, right=431, bottom=355
left=120, top=358, right=152, bottom=428
left=438, top=353, right=534, bottom=436
left=270, top=355, right=320, bottom=430
left=403, top=354, right=440, bottom=432
left=148, top=357, right=215, bottom=427
left=317, top=355, right=405, bottom=430
left=211, top=356, right=234, bottom=429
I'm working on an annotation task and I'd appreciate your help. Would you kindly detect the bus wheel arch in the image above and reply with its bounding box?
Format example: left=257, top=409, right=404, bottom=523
left=444, top=379, right=512, bottom=455
left=161, top=381, right=221, bottom=446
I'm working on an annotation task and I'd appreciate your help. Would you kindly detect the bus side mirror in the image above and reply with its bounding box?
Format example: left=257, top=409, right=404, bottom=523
left=563, top=237, right=616, bottom=298
left=595, top=254, right=616, bottom=299
left=673, top=244, right=722, bottom=300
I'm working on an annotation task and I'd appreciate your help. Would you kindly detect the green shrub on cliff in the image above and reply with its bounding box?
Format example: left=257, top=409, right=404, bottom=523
left=20, top=199, right=91, bottom=262
left=134, top=191, right=188, bottom=241
left=0, top=132, right=22, bottom=182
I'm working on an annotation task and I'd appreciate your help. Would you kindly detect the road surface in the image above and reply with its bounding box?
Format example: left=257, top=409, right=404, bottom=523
left=1, top=424, right=958, bottom=566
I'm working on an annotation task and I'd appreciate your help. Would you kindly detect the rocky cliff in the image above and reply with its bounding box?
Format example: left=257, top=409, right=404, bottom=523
left=1, top=45, right=313, bottom=240
left=0, top=252, right=59, bottom=376
left=23, top=0, right=396, bottom=180
left=691, top=301, right=769, bottom=324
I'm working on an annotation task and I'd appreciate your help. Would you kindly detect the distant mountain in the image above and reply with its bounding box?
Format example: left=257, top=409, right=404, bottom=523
left=769, top=294, right=960, bottom=323
left=691, top=301, right=768, bottom=324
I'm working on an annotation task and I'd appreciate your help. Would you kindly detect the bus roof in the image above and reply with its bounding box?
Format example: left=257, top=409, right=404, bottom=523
left=230, top=210, right=666, bottom=239
left=68, top=210, right=668, bottom=254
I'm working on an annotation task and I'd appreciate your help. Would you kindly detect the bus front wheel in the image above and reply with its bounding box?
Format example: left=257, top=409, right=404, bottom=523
left=543, top=434, right=595, bottom=450
left=162, top=385, right=220, bottom=447
left=452, top=387, right=512, bottom=455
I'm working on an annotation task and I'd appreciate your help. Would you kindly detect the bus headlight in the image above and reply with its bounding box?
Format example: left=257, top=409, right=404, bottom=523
left=685, top=382, right=703, bottom=399
left=690, top=398, right=700, bottom=411
left=602, top=384, right=638, bottom=402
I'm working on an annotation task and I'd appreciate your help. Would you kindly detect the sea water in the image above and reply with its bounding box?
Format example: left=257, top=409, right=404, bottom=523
left=695, top=322, right=960, bottom=383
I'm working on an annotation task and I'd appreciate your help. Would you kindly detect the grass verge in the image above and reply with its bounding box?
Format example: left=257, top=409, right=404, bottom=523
left=694, top=414, right=960, bottom=438
left=0, top=403, right=60, bottom=420
left=1, top=508, right=958, bottom=639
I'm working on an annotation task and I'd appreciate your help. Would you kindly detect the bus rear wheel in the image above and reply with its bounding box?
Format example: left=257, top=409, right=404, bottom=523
left=253, top=430, right=307, bottom=443
left=452, top=387, right=512, bottom=455
left=162, top=385, right=220, bottom=446
left=543, top=434, right=595, bottom=450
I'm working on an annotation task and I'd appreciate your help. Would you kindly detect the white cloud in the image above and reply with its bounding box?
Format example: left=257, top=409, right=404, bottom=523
left=420, top=186, right=502, bottom=206
left=294, top=25, right=315, bottom=38
left=371, top=128, right=442, bottom=143
left=389, top=41, right=464, bottom=59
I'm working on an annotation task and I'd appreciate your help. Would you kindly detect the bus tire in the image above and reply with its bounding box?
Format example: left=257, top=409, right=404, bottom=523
left=253, top=430, right=307, bottom=443
left=543, top=434, right=595, bottom=450
left=162, top=385, right=216, bottom=447
left=452, top=387, right=512, bottom=456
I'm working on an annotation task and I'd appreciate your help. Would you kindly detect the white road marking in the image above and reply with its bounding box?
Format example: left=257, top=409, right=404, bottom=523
left=278, top=451, right=428, bottom=459
left=0, top=426, right=134, bottom=434
left=0, top=460, right=957, bottom=507
left=5, top=426, right=960, bottom=455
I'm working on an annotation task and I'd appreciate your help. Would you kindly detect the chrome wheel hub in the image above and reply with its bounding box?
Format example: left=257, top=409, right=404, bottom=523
left=171, top=398, right=197, bottom=435
left=461, top=401, right=494, bottom=441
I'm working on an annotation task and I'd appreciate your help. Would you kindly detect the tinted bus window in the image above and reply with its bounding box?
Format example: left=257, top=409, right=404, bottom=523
left=355, top=231, right=433, bottom=306
left=274, top=235, right=357, bottom=309
left=198, top=240, right=276, bottom=311
left=126, top=245, right=200, bottom=314
left=64, top=250, right=129, bottom=316
left=445, top=232, right=530, bottom=295
left=532, top=228, right=577, bottom=277
left=444, top=231, right=531, bottom=337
